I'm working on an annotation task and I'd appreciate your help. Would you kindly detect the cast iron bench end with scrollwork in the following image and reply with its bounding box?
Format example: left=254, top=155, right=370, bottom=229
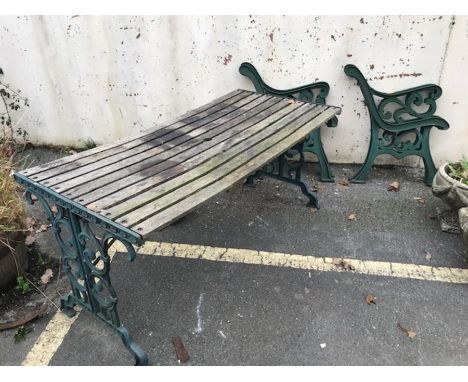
left=239, top=62, right=338, bottom=182
left=344, top=64, right=449, bottom=186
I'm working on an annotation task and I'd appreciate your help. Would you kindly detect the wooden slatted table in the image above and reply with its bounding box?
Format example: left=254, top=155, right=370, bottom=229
left=14, top=89, right=340, bottom=365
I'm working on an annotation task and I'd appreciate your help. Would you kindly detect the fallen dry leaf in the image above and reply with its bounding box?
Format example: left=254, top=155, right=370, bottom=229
left=40, top=268, right=54, bottom=285
left=345, top=262, right=355, bottom=271
left=332, top=258, right=342, bottom=266
left=339, top=178, right=349, bottom=187
left=310, top=207, right=318, bottom=214
left=171, top=336, right=189, bottom=363
left=347, top=213, right=357, bottom=221
left=51, top=205, right=58, bottom=214
left=26, top=217, right=35, bottom=232
left=424, top=251, right=432, bottom=260
left=398, top=323, right=416, bottom=340
left=387, top=181, right=400, bottom=192
left=35, top=224, right=50, bottom=233
left=332, top=257, right=355, bottom=271
left=87, top=202, right=97, bottom=210
left=25, top=235, right=36, bottom=246
left=414, top=197, right=425, bottom=204
left=365, top=294, right=377, bottom=305
left=30, top=194, right=38, bottom=201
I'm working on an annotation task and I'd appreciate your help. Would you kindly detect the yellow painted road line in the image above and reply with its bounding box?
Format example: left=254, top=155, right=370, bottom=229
left=22, top=240, right=468, bottom=366
left=21, top=308, right=80, bottom=366
left=21, top=246, right=119, bottom=366
left=116, top=241, right=468, bottom=284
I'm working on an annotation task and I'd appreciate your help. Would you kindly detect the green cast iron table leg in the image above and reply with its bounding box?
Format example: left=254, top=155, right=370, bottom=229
left=246, top=141, right=319, bottom=208
left=23, top=189, right=149, bottom=366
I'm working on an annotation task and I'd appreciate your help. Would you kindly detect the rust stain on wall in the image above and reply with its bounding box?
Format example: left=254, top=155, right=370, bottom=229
left=223, top=54, right=232, bottom=65
left=268, top=28, right=275, bottom=43
left=369, top=72, right=423, bottom=81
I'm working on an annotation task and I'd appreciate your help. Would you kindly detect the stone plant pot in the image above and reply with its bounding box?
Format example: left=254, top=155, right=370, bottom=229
left=459, top=208, right=468, bottom=260
left=0, top=230, right=28, bottom=291
left=432, top=162, right=468, bottom=259
left=432, top=162, right=468, bottom=210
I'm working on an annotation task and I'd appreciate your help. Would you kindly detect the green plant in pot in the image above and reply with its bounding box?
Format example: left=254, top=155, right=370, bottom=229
left=432, top=159, right=468, bottom=259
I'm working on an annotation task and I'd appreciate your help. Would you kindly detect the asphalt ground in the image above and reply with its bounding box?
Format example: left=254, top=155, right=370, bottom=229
left=1, top=147, right=467, bottom=365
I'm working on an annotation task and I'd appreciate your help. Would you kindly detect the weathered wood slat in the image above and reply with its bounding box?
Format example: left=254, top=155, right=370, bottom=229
left=18, top=89, right=341, bottom=242
left=21, top=89, right=249, bottom=178
left=70, top=97, right=290, bottom=204
left=34, top=92, right=261, bottom=184
left=133, top=107, right=339, bottom=237
left=45, top=94, right=272, bottom=194
left=108, top=105, right=327, bottom=224
left=84, top=100, right=308, bottom=212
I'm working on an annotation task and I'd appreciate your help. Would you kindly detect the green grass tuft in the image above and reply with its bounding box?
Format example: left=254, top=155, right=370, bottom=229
left=447, top=158, right=468, bottom=186
left=0, top=142, right=25, bottom=234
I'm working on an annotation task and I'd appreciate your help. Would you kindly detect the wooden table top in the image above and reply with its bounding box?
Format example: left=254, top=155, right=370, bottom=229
left=16, top=89, right=340, bottom=240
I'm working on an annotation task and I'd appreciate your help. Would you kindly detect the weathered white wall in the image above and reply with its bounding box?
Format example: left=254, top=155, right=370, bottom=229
left=0, top=15, right=466, bottom=166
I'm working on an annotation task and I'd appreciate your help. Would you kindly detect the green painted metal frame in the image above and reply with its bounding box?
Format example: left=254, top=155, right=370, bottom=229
left=12, top=79, right=339, bottom=364
left=246, top=141, right=319, bottom=208
left=13, top=172, right=149, bottom=366
left=239, top=62, right=337, bottom=182
left=344, top=64, right=449, bottom=185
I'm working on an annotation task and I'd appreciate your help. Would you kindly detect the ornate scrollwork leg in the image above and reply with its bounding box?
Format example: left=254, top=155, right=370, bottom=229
left=422, top=154, right=437, bottom=186
left=349, top=127, right=380, bottom=183
left=248, top=141, right=319, bottom=208
left=350, top=123, right=438, bottom=185
left=23, top=190, right=149, bottom=366
left=420, top=127, right=437, bottom=185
